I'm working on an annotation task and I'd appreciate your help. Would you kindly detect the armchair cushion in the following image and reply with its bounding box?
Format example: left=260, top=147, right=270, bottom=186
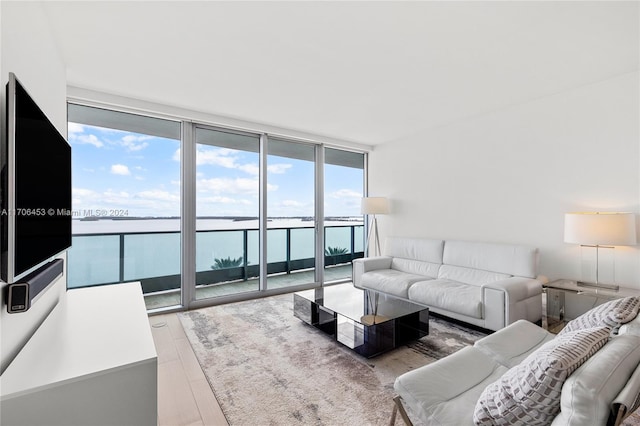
left=394, top=346, right=508, bottom=425
left=474, top=319, right=555, bottom=368
left=473, top=326, right=611, bottom=426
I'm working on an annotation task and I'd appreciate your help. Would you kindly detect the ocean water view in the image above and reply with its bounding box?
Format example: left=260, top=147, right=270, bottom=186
left=68, top=217, right=364, bottom=290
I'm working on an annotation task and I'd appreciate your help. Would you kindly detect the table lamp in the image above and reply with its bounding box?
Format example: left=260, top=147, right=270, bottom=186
left=564, top=212, right=636, bottom=291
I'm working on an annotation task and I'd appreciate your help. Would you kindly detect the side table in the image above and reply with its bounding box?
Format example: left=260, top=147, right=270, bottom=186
left=543, top=279, right=640, bottom=333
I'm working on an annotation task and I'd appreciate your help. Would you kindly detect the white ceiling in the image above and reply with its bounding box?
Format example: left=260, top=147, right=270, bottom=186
left=41, top=1, right=639, bottom=146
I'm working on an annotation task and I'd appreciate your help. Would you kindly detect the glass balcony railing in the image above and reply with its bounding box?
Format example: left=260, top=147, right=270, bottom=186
left=68, top=225, right=365, bottom=297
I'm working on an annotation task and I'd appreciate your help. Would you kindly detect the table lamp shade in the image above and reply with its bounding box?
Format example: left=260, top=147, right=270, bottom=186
left=564, top=212, right=636, bottom=246
left=361, top=197, right=390, bottom=215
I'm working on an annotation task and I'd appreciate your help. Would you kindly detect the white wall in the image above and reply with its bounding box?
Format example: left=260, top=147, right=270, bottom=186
left=1, top=2, right=68, bottom=373
left=369, top=72, right=640, bottom=288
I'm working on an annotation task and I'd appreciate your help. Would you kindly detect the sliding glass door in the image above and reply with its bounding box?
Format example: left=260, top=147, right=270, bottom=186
left=324, top=148, right=365, bottom=282
left=194, top=127, right=261, bottom=301
left=266, top=138, right=317, bottom=290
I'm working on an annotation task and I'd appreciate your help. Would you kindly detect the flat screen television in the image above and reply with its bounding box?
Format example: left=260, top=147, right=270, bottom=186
left=2, top=72, right=72, bottom=283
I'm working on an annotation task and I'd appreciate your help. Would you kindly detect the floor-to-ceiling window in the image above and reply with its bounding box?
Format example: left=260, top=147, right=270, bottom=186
left=67, top=103, right=366, bottom=311
left=266, top=138, right=317, bottom=290
left=324, top=148, right=365, bottom=282
left=67, top=104, right=182, bottom=310
left=194, top=126, right=261, bottom=300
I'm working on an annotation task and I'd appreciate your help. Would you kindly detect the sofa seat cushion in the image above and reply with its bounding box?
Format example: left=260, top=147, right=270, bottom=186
left=359, top=270, right=428, bottom=299
left=408, top=279, right=483, bottom=319
left=395, top=346, right=508, bottom=426
left=553, top=333, right=640, bottom=426
left=473, top=326, right=611, bottom=426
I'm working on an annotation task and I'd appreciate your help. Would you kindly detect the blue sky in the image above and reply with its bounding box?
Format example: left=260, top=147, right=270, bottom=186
left=68, top=123, right=363, bottom=218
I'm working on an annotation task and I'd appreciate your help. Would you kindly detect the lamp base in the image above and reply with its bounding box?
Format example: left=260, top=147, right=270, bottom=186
left=576, top=281, right=619, bottom=292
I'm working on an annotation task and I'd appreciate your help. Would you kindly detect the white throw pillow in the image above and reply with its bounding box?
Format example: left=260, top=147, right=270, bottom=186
left=559, top=296, right=640, bottom=335
left=473, top=326, right=611, bottom=426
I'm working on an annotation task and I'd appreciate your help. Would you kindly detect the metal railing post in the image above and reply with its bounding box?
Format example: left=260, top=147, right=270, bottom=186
left=286, top=228, right=291, bottom=274
left=350, top=225, right=356, bottom=261
left=119, top=233, right=125, bottom=283
left=243, top=229, right=248, bottom=281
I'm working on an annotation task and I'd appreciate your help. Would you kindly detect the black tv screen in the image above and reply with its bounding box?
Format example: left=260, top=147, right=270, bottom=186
left=2, top=73, right=71, bottom=282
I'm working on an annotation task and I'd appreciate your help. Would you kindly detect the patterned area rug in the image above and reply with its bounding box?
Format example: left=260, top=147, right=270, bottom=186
left=178, top=293, right=486, bottom=426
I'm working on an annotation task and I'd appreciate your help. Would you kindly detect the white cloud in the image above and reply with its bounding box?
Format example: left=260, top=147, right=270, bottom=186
left=197, top=177, right=277, bottom=195
left=135, top=190, right=179, bottom=202
left=72, top=133, right=104, bottom=148
left=197, top=147, right=240, bottom=168
left=68, top=122, right=84, bottom=134
left=111, top=164, right=131, bottom=175
left=121, top=135, right=151, bottom=152
left=72, top=187, right=181, bottom=217
left=198, top=177, right=259, bottom=195
left=200, top=196, right=252, bottom=205
left=329, top=189, right=362, bottom=199
left=267, top=164, right=292, bottom=174
left=281, top=200, right=305, bottom=207
left=239, top=164, right=259, bottom=176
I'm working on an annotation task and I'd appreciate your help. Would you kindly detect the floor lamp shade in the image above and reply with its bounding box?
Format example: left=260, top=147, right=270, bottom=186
left=361, top=197, right=389, bottom=257
left=361, top=197, right=390, bottom=215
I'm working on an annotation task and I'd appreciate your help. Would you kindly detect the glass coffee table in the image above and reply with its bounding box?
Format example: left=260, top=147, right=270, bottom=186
left=293, top=283, right=429, bottom=358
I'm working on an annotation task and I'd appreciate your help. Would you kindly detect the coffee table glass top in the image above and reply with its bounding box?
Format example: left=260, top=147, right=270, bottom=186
left=294, top=283, right=426, bottom=325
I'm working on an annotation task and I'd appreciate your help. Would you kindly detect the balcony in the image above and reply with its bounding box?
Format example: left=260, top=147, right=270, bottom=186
left=68, top=223, right=364, bottom=310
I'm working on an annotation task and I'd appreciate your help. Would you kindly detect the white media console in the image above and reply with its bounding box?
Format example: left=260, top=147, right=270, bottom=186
left=0, top=282, right=157, bottom=425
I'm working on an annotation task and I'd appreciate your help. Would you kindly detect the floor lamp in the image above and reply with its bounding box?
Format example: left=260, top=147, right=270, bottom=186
left=564, top=212, right=637, bottom=291
left=361, top=197, right=389, bottom=257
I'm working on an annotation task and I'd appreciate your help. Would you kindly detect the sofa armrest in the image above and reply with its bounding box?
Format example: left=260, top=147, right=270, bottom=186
left=612, top=361, right=640, bottom=426
left=352, top=256, right=393, bottom=287
left=482, top=277, right=543, bottom=327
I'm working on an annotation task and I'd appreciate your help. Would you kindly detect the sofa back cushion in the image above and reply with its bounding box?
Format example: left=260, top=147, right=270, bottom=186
left=555, top=334, right=640, bottom=426
left=384, top=237, right=444, bottom=278
left=438, top=264, right=511, bottom=286
left=443, top=240, right=538, bottom=278
left=391, top=258, right=441, bottom=278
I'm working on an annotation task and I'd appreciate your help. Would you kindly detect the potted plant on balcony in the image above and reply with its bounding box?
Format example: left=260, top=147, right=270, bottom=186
left=325, top=246, right=349, bottom=267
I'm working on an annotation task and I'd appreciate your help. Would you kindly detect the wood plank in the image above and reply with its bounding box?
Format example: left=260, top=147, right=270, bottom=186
left=149, top=316, right=179, bottom=364
left=157, top=359, right=202, bottom=426
left=190, top=378, right=229, bottom=426
left=176, top=337, right=206, bottom=382
left=164, top=312, right=189, bottom=340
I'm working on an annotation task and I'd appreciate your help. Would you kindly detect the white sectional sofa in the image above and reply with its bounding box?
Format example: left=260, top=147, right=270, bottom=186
left=352, top=237, right=543, bottom=331
left=391, top=301, right=640, bottom=426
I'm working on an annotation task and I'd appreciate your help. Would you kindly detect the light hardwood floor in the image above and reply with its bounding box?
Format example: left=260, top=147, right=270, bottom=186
left=149, top=313, right=229, bottom=426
